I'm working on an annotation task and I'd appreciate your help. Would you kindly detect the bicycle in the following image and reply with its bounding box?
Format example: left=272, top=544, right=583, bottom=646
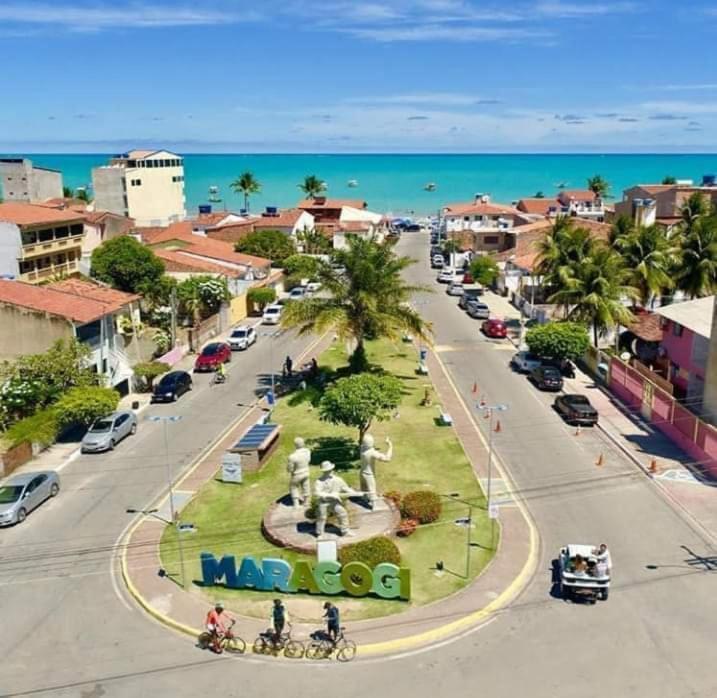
left=252, top=624, right=305, bottom=659
left=306, top=626, right=356, bottom=662
left=197, top=619, right=247, bottom=655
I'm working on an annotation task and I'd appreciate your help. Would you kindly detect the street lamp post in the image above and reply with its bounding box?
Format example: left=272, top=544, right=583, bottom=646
left=479, top=403, right=508, bottom=548
left=439, top=492, right=476, bottom=578
left=147, top=415, right=187, bottom=588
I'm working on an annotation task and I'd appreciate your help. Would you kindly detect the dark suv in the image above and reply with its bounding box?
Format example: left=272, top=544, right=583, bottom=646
left=152, top=371, right=193, bottom=402
left=529, top=366, right=564, bottom=392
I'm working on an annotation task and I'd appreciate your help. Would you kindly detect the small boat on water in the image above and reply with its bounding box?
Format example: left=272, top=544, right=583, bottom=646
left=208, top=185, right=222, bottom=203
left=347, top=179, right=359, bottom=188
left=424, top=182, right=437, bottom=192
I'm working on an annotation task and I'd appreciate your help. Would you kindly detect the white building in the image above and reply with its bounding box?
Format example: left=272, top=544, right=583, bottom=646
left=0, top=158, right=63, bottom=203
left=92, top=149, right=186, bottom=227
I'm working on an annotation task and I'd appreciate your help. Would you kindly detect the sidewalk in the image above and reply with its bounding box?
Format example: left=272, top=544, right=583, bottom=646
left=121, top=336, right=537, bottom=656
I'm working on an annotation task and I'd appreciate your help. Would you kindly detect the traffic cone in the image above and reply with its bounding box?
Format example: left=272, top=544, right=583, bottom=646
left=649, top=459, right=659, bottom=475
left=479, top=396, right=486, bottom=408
left=575, top=424, right=582, bottom=437
left=472, top=381, right=478, bottom=395
left=595, top=453, right=604, bottom=467
left=494, top=420, right=502, bottom=434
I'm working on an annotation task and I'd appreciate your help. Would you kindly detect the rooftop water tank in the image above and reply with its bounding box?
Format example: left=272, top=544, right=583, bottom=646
left=702, top=174, right=716, bottom=187
left=265, top=206, right=278, bottom=216
left=198, top=204, right=212, bottom=215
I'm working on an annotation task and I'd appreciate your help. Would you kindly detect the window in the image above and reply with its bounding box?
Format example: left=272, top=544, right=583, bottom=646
left=36, top=256, right=52, bottom=269
left=146, top=160, right=154, bottom=168
left=672, top=323, right=684, bottom=337
left=70, top=224, right=83, bottom=237
left=464, top=216, right=470, bottom=222
left=127, top=160, right=136, bottom=168
left=483, top=235, right=499, bottom=245
left=38, top=228, right=53, bottom=243
left=19, top=260, right=35, bottom=274
left=21, top=230, right=38, bottom=245
left=55, top=226, right=70, bottom=239
left=130, top=179, right=142, bottom=187
left=54, top=253, right=67, bottom=265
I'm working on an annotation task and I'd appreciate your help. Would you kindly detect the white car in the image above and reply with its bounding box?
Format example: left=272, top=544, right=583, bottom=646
left=447, top=281, right=464, bottom=296
left=262, top=304, right=283, bottom=325
left=511, top=351, right=542, bottom=373
left=437, top=268, right=456, bottom=283
left=289, top=286, right=307, bottom=300
left=228, top=325, right=257, bottom=350
left=305, top=281, right=322, bottom=293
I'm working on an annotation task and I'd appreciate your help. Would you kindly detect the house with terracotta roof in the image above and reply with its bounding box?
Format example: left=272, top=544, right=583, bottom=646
left=0, top=202, right=86, bottom=284
left=516, top=190, right=605, bottom=222
left=0, top=278, right=141, bottom=394
left=81, top=210, right=136, bottom=264
left=252, top=207, right=315, bottom=236
left=298, top=197, right=366, bottom=224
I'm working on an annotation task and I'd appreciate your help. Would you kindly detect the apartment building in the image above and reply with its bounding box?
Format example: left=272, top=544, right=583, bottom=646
left=92, top=149, right=186, bottom=226
left=0, top=202, right=85, bottom=283
left=0, top=158, right=63, bottom=203
left=517, top=190, right=605, bottom=221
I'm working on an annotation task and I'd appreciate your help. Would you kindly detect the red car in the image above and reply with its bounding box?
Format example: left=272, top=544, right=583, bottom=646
left=482, top=319, right=507, bottom=338
left=462, top=272, right=474, bottom=284
left=194, top=342, right=232, bottom=372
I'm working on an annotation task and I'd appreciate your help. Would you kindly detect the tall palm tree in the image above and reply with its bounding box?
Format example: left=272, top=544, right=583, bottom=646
left=586, top=174, right=610, bottom=199
left=299, top=175, right=327, bottom=200
left=549, top=246, right=638, bottom=346
left=680, top=192, right=711, bottom=234
left=281, top=235, right=432, bottom=371
left=613, top=224, right=675, bottom=307
left=535, top=217, right=594, bottom=294
left=296, top=227, right=331, bottom=254
left=608, top=214, right=634, bottom=246
left=230, top=171, right=261, bottom=213
left=676, top=215, right=717, bottom=298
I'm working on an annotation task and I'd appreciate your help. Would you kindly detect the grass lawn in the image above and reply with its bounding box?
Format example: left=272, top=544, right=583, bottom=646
left=160, top=338, right=496, bottom=622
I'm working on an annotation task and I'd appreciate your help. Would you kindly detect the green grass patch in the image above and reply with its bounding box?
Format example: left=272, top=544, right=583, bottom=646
left=160, top=339, right=497, bottom=621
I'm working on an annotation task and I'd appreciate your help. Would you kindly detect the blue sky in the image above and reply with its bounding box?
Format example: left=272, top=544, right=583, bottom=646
left=1, top=1, right=716, bottom=152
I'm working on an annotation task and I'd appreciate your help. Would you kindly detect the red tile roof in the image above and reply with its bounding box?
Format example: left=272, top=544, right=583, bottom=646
left=0, top=202, right=85, bottom=227
left=48, top=278, right=139, bottom=309
left=298, top=198, right=366, bottom=210
left=154, top=249, right=240, bottom=276
left=442, top=201, right=523, bottom=217
left=205, top=223, right=255, bottom=244
left=629, top=313, right=663, bottom=342
left=0, top=279, right=131, bottom=324
left=517, top=198, right=560, bottom=215
left=253, top=208, right=307, bottom=228
left=189, top=211, right=241, bottom=227
left=558, top=189, right=597, bottom=201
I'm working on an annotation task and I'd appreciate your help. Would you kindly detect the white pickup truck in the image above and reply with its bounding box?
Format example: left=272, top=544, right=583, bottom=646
left=558, top=544, right=611, bottom=603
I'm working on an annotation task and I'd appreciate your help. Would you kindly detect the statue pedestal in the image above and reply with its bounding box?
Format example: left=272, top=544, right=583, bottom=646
left=262, top=496, right=400, bottom=555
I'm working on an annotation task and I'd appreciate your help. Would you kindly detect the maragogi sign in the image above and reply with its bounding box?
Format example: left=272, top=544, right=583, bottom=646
left=200, top=553, right=411, bottom=600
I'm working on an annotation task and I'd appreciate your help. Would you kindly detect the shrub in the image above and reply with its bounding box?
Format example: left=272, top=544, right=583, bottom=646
left=401, top=490, right=442, bottom=524
left=4, top=408, right=59, bottom=448
left=247, top=287, right=277, bottom=312
left=396, top=518, right=419, bottom=538
left=54, top=386, right=121, bottom=429
left=384, top=490, right=402, bottom=506
left=133, top=361, right=170, bottom=391
left=339, top=535, right=401, bottom=568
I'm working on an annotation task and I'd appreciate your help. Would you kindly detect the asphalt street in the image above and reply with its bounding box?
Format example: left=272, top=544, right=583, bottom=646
left=2, top=234, right=716, bottom=698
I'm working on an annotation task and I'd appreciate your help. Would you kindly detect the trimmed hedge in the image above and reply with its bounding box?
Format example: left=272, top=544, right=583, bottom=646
left=339, top=535, right=401, bottom=568
left=384, top=490, right=402, bottom=506
left=396, top=518, right=419, bottom=538
left=401, top=490, right=442, bottom=524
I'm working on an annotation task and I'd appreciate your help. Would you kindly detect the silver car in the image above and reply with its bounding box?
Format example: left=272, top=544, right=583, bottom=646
left=0, top=471, right=60, bottom=525
left=81, top=410, right=137, bottom=453
left=228, top=325, right=257, bottom=351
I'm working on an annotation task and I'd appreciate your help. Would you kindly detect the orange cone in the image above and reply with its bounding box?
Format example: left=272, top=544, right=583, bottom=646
left=472, top=381, right=478, bottom=395
left=595, top=453, right=604, bottom=467
left=494, top=420, right=502, bottom=434
left=649, top=459, right=659, bottom=475
left=479, top=396, right=486, bottom=408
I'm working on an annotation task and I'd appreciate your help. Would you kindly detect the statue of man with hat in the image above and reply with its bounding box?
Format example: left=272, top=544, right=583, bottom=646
left=314, top=460, right=357, bottom=538
left=286, top=436, right=312, bottom=508
left=359, top=433, right=392, bottom=510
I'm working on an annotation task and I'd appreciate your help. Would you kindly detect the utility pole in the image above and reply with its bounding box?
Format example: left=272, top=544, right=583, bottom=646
left=170, top=285, right=178, bottom=350
left=480, top=403, right=508, bottom=549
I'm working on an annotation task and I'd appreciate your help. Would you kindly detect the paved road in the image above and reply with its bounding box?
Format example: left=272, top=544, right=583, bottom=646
left=2, top=235, right=716, bottom=698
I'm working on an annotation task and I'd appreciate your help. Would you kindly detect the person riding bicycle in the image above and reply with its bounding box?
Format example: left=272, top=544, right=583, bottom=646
left=205, top=601, right=230, bottom=654
left=270, top=598, right=289, bottom=644
left=215, top=362, right=227, bottom=383
left=323, top=601, right=340, bottom=643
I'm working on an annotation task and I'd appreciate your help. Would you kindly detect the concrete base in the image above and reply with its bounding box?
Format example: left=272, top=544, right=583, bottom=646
left=262, top=495, right=400, bottom=554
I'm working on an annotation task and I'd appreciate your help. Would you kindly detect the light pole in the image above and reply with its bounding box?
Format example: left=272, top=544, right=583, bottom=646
left=440, top=492, right=476, bottom=578
left=147, top=415, right=187, bottom=588
left=479, top=403, right=508, bottom=548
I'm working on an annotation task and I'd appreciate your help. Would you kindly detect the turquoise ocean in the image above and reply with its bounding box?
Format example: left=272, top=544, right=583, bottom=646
left=5, top=153, right=717, bottom=217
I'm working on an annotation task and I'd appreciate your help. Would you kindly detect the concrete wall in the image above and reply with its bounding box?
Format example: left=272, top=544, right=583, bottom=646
left=0, top=222, right=21, bottom=278
left=92, top=167, right=127, bottom=217
left=0, top=305, right=73, bottom=359
left=701, top=298, right=717, bottom=425
left=0, top=159, right=62, bottom=202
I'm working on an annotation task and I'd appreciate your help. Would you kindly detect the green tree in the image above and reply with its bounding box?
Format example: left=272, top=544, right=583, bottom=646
left=75, top=188, right=91, bottom=203
left=549, top=246, right=638, bottom=346
left=62, top=185, right=73, bottom=198
left=318, top=373, right=402, bottom=443
left=525, top=322, right=590, bottom=361
left=299, top=175, right=327, bottom=199
left=442, top=239, right=460, bottom=267
left=680, top=192, right=711, bottom=234
left=283, top=254, right=322, bottom=288
left=133, top=361, right=170, bottom=391
left=608, top=214, right=635, bottom=246
left=296, top=227, right=331, bottom=254
left=54, top=386, right=120, bottom=429
left=139, top=274, right=177, bottom=309
left=469, top=255, right=499, bottom=286
left=614, top=224, right=675, bottom=307
left=235, top=229, right=296, bottom=266
left=247, top=287, right=277, bottom=312
left=586, top=174, right=610, bottom=199
left=535, top=218, right=594, bottom=292
left=230, top=171, right=261, bottom=213
left=662, top=176, right=677, bottom=185
left=281, top=235, right=432, bottom=372
left=177, top=275, right=230, bottom=326
left=676, top=214, right=717, bottom=298
left=91, top=236, right=165, bottom=293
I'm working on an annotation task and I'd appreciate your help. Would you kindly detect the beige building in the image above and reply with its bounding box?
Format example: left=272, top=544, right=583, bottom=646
left=0, top=202, right=85, bottom=283
left=92, top=149, right=186, bottom=226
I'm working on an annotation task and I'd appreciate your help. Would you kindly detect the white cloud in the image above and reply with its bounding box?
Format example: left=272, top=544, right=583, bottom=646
left=343, top=24, right=548, bottom=41
left=536, top=2, right=637, bottom=17
left=663, top=84, right=717, bottom=91
left=345, top=92, right=499, bottom=106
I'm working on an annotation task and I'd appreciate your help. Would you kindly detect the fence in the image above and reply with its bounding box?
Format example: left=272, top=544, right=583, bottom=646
left=608, top=356, right=717, bottom=479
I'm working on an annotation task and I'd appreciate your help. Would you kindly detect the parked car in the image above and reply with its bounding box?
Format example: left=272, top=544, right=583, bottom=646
left=228, top=325, right=257, bottom=351
left=432, top=255, right=445, bottom=269
left=262, top=304, right=283, bottom=325
left=462, top=272, right=474, bottom=284
left=447, top=281, right=464, bottom=296
left=289, top=286, right=307, bottom=300
left=466, top=300, right=490, bottom=319
left=529, top=365, right=564, bottom=391
left=194, top=342, right=232, bottom=372
left=305, top=281, right=322, bottom=293
left=510, top=351, right=543, bottom=373
left=0, top=471, right=60, bottom=526
left=459, top=288, right=484, bottom=309
left=481, top=318, right=508, bottom=338
left=81, top=410, right=137, bottom=453
left=437, top=268, right=456, bottom=283
left=152, top=370, right=193, bottom=402
left=554, top=394, right=599, bottom=425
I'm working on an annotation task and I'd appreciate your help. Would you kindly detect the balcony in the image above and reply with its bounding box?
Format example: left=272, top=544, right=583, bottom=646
left=20, top=260, right=79, bottom=283
left=22, top=234, right=84, bottom=258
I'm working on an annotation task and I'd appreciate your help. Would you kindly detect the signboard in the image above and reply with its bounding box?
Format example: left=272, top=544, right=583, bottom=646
left=488, top=502, right=499, bottom=519
left=221, top=453, right=242, bottom=484
left=317, top=540, right=338, bottom=563
left=200, top=553, right=411, bottom=600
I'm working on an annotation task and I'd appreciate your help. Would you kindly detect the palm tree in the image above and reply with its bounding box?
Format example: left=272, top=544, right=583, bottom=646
left=549, top=246, right=638, bottom=346
left=586, top=174, right=610, bottom=199
left=613, top=224, right=675, bottom=307
left=676, top=215, right=717, bottom=298
left=296, top=227, right=331, bottom=254
left=281, top=235, right=432, bottom=371
left=608, top=214, right=634, bottom=246
left=299, top=175, right=327, bottom=200
left=534, top=216, right=594, bottom=293
left=442, top=238, right=460, bottom=267
left=680, top=192, right=711, bottom=234
left=662, top=176, right=677, bottom=185
left=230, top=171, right=261, bottom=213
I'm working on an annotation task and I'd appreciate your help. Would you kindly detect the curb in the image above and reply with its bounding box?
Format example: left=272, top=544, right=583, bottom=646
left=118, top=333, right=540, bottom=658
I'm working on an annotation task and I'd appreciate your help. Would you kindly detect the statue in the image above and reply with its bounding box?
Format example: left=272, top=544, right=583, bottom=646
left=359, top=434, right=392, bottom=510
left=287, top=437, right=311, bottom=508
left=314, top=461, right=357, bottom=537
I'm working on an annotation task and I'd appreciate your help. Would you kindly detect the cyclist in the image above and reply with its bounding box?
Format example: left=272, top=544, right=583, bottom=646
left=215, top=362, right=227, bottom=383
left=271, top=598, right=289, bottom=644
left=205, top=601, right=230, bottom=654
left=323, top=601, right=340, bottom=643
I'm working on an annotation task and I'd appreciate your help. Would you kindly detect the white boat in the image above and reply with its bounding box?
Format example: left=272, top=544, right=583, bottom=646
left=424, top=182, right=437, bottom=192
left=347, top=179, right=359, bottom=188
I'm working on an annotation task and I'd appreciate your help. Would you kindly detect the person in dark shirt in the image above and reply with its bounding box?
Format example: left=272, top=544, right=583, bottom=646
left=323, top=602, right=340, bottom=643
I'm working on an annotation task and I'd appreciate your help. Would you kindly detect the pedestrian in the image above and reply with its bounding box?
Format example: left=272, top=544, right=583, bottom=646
left=310, top=357, right=319, bottom=378
left=270, top=598, right=289, bottom=644
left=284, top=355, right=293, bottom=377
left=323, top=601, right=340, bottom=643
